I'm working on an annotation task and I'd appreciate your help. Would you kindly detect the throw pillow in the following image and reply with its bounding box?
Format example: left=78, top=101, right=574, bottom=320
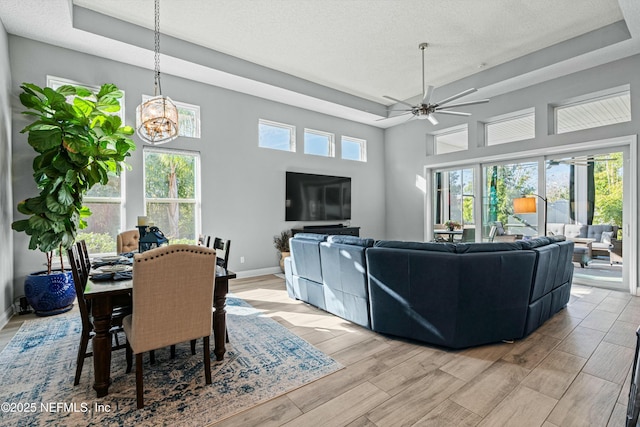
left=601, top=231, right=614, bottom=245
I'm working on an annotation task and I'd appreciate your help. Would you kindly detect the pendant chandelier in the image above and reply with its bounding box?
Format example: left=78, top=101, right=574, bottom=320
left=136, top=0, right=179, bottom=144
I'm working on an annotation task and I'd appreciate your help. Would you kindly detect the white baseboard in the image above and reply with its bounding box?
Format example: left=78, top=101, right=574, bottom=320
left=235, top=266, right=282, bottom=279
left=0, top=305, right=14, bottom=331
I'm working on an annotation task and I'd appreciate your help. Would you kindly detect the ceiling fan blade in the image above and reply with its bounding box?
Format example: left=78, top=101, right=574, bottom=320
left=383, top=95, right=416, bottom=108
left=436, top=99, right=490, bottom=109
left=435, top=88, right=478, bottom=107
left=427, top=114, right=439, bottom=125
left=436, top=110, right=472, bottom=117
left=422, top=85, right=435, bottom=105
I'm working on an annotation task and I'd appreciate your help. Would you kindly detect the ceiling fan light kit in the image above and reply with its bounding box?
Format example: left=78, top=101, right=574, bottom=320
left=136, top=0, right=179, bottom=145
left=383, top=42, right=490, bottom=125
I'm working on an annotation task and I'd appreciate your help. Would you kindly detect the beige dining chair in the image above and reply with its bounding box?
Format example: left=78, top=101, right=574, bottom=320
left=123, top=244, right=217, bottom=409
left=117, top=229, right=140, bottom=254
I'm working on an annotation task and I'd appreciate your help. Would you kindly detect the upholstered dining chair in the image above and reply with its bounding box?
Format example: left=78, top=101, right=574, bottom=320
left=123, top=244, right=217, bottom=409
left=117, top=229, right=140, bottom=254
left=67, top=242, right=130, bottom=386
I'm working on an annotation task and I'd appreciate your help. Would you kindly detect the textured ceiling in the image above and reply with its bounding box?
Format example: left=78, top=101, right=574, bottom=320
left=71, top=0, right=623, bottom=104
left=0, top=0, right=636, bottom=127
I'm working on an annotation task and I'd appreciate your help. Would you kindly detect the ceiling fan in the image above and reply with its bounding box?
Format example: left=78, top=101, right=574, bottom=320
left=383, top=43, right=490, bottom=125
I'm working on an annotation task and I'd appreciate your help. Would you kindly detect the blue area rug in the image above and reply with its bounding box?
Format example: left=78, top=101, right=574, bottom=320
left=0, top=296, right=342, bottom=426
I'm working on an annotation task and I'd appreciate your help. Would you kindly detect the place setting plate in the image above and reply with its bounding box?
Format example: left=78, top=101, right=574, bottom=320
left=98, top=255, right=127, bottom=263
left=97, top=264, right=132, bottom=273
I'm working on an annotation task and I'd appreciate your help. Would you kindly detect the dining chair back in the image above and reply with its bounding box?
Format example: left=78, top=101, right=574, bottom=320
left=198, top=234, right=211, bottom=248
left=213, top=237, right=231, bottom=269
left=68, top=242, right=129, bottom=386
left=123, top=244, right=217, bottom=408
left=117, top=229, right=140, bottom=254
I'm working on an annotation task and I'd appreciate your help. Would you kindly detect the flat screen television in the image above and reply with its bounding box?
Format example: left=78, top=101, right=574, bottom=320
left=286, top=172, right=351, bottom=221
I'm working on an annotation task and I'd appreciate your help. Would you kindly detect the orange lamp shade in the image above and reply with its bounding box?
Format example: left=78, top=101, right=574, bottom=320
left=513, top=197, right=537, bottom=214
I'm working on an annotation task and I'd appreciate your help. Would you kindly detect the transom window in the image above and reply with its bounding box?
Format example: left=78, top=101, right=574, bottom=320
left=304, top=129, right=335, bottom=157
left=555, top=88, right=631, bottom=134
left=486, top=109, right=535, bottom=145
left=341, top=136, right=367, bottom=162
left=434, top=125, right=468, bottom=154
left=144, top=148, right=201, bottom=244
left=259, top=119, right=296, bottom=152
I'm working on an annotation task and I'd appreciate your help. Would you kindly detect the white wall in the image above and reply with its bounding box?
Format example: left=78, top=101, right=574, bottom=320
left=0, top=18, right=13, bottom=325
left=9, top=36, right=386, bottom=293
left=384, top=54, right=640, bottom=289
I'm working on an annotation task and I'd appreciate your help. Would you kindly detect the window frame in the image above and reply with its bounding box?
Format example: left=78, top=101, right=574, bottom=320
left=304, top=128, right=335, bottom=157
left=258, top=119, right=296, bottom=152
left=341, top=135, right=367, bottom=162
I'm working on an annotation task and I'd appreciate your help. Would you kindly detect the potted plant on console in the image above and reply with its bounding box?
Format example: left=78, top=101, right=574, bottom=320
left=11, top=82, right=136, bottom=316
left=444, top=220, right=461, bottom=231
left=273, top=230, right=292, bottom=272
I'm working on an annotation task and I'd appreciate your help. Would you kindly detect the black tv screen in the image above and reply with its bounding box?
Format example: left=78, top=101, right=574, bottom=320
left=286, top=172, right=351, bottom=221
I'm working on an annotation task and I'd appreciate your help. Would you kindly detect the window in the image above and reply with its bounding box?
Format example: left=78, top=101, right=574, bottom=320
left=144, top=148, right=201, bottom=244
left=78, top=173, right=125, bottom=254
left=259, top=119, right=296, bottom=151
left=304, top=129, right=335, bottom=157
left=486, top=109, right=535, bottom=145
left=47, top=76, right=126, bottom=253
left=140, top=95, right=201, bottom=138
left=555, top=89, right=631, bottom=134
left=341, top=136, right=367, bottom=162
left=434, top=126, right=468, bottom=154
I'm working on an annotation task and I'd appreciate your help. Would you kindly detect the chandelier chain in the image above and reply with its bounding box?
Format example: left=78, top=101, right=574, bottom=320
left=153, top=0, right=161, bottom=96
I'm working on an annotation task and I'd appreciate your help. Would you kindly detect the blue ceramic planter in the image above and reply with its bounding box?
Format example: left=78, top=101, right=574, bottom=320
left=24, top=270, right=76, bottom=316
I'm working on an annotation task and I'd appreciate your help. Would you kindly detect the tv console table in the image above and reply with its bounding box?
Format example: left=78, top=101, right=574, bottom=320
left=291, top=225, right=360, bottom=237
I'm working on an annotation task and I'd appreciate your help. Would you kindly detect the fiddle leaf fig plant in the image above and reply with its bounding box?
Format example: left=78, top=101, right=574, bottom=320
left=11, top=82, right=136, bottom=274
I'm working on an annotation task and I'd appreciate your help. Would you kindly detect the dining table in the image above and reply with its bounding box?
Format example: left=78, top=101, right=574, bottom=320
left=83, top=263, right=236, bottom=398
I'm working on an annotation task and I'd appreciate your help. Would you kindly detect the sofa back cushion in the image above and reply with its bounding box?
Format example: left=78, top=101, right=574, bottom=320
left=327, top=235, right=375, bottom=247
left=547, top=223, right=565, bottom=237
left=374, top=240, right=457, bottom=252
left=563, top=224, right=587, bottom=239
left=587, top=224, right=618, bottom=242
left=290, top=234, right=328, bottom=283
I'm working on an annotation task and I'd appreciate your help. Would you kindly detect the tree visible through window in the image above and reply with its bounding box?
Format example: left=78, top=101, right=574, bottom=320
left=144, top=148, right=200, bottom=244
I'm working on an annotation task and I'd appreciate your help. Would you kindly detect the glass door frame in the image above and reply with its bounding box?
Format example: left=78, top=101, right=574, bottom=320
left=424, top=135, right=637, bottom=295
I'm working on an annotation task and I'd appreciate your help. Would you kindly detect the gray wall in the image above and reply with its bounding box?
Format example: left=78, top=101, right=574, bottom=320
left=9, top=36, right=385, bottom=294
left=0, top=19, right=13, bottom=324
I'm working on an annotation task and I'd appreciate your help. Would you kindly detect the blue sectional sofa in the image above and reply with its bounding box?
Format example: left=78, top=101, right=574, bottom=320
left=285, top=233, right=574, bottom=349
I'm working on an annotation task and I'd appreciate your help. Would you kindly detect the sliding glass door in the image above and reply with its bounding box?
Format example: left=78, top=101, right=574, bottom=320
left=482, top=161, right=539, bottom=239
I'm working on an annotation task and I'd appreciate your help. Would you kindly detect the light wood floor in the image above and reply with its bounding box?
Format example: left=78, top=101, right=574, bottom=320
left=1, top=276, right=638, bottom=426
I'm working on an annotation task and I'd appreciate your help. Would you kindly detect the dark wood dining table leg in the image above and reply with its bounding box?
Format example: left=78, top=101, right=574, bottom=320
left=91, top=296, right=113, bottom=397
left=213, top=278, right=229, bottom=361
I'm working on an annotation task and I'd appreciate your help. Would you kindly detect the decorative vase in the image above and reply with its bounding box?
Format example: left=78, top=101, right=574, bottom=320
left=24, top=270, right=76, bottom=316
left=279, top=251, right=290, bottom=273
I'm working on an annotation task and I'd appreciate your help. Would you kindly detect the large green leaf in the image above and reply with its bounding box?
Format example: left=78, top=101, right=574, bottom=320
left=56, top=184, right=74, bottom=206
left=28, top=129, right=62, bottom=153
left=11, top=219, right=31, bottom=232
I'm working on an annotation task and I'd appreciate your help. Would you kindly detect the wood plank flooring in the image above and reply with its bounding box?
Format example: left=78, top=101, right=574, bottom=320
left=1, top=276, right=638, bottom=426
